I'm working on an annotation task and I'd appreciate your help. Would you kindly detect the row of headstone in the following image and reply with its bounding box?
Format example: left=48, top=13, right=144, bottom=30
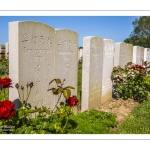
left=0, top=45, right=5, bottom=60
left=9, top=21, right=78, bottom=110
left=0, top=43, right=9, bottom=60
left=5, top=21, right=150, bottom=113
left=109, top=42, right=150, bottom=67
left=81, top=39, right=150, bottom=111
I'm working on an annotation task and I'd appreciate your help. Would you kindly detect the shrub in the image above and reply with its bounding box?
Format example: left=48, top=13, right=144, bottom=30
left=111, top=61, right=150, bottom=103
left=0, top=78, right=79, bottom=134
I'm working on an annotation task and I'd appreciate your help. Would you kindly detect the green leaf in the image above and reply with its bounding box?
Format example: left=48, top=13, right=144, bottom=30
left=54, top=79, right=61, bottom=85
left=47, top=88, right=57, bottom=94
left=64, top=86, right=75, bottom=89
left=42, top=106, right=47, bottom=111
left=59, top=112, right=66, bottom=118
left=65, top=106, right=71, bottom=112
left=18, top=109, right=25, bottom=119
left=60, top=102, right=65, bottom=106
left=63, top=89, right=71, bottom=99
left=35, top=125, right=41, bottom=130
left=0, top=120, right=3, bottom=126
left=42, top=122, right=49, bottom=129
left=57, top=87, right=63, bottom=94
left=25, top=126, right=33, bottom=134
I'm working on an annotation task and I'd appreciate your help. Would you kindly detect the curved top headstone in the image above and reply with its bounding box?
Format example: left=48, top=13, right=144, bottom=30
left=9, top=21, right=55, bottom=109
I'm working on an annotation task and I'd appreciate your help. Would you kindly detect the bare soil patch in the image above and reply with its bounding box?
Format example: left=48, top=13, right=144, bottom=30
left=95, top=98, right=140, bottom=129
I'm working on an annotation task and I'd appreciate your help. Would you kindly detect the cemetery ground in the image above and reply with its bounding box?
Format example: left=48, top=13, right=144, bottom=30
left=1, top=59, right=150, bottom=133
left=77, top=61, right=150, bottom=134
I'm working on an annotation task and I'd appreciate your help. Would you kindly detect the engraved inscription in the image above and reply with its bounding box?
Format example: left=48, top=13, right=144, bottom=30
left=22, top=33, right=28, bottom=42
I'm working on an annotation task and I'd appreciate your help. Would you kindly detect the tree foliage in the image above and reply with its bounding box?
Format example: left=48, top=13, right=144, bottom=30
left=124, top=16, right=150, bottom=48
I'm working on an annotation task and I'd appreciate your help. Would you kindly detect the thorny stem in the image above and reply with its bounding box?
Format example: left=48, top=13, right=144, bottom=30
left=51, top=92, right=62, bottom=114
left=62, top=111, right=71, bottom=133
left=17, top=88, right=22, bottom=103
left=61, top=78, right=66, bottom=87
left=26, top=87, right=32, bottom=102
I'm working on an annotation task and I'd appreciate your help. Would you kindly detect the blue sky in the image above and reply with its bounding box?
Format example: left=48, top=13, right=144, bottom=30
left=0, top=16, right=140, bottom=47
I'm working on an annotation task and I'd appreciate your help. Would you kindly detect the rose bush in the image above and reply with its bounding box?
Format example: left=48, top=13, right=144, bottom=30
left=111, top=61, right=150, bottom=102
left=0, top=77, right=79, bottom=134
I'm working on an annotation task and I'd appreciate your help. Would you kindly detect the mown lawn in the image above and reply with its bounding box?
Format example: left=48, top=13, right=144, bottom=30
left=111, top=97, right=150, bottom=134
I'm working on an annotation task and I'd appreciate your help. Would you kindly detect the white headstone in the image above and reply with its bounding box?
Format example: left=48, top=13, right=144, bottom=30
left=114, top=42, right=127, bottom=68
left=79, top=48, right=83, bottom=59
left=140, top=47, right=144, bottom=64
left=101, top=39, right=114, bottom=103
left=144, top=48, right=150, bottom=62
left=126, top=44, right=133, bottom=63
left=81, top=36, right=103, bottom=112
left=55, top=29, right=78, bottom=103
left=133, top=46, right=142, bottom=65
left=9, top=21, right=55, bottom=109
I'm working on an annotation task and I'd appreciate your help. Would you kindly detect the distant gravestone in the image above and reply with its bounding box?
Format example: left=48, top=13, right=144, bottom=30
left=5, top=42, right=9, bottom=59
left=78, top=49, right=80, bottom=61
left=144, top=48, right=150, bottom=62
left=0, top=45, right=5, bottom=60
left=114, top=42, right=127, bottom=68
left=101, top=39, right=114, bottom=104
left=79, top=48, right=83, bottom=59
left=133, top=46, right=142, bottom=65
left=81, top=36, right=103, bottom=112
left=126, top=44, right=133, bottom=64
left=55, top=29, right=78, bottom=103
left=140, top=47, right=144, bottom=64
left=9, top=21, right=55, bottom=109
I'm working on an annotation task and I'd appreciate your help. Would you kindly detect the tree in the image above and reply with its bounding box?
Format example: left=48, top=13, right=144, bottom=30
left=124, top=16, right=150, bottom=48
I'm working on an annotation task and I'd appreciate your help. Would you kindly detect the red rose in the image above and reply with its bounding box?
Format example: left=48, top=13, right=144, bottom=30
left=139, top=65, right=144, bottom=69
left=2, top=77, right=13, bottom=88
left=119, top=78, right=123, bottom=82
left=0, top=77, right=13, bottom=89
left=0, top=100, right=16, bottom=121
left=66, top=96, right=79, bottom=106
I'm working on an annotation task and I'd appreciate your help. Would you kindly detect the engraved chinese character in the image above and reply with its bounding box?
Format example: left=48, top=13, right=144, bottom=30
left=22, top=33, right=28, bottom=42
left=31, top=34, right=37, bottom=45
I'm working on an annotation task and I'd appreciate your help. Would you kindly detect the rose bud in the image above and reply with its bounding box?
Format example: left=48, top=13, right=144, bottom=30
left=21, top=85, right=24, bottom=90
left=15, top=83, right=19, bottom=89
left=29, top=82, right=33, bottom=88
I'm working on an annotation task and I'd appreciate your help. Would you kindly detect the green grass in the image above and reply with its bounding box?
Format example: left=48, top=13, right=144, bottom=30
left=66, top=109, right=117, bottom=134
left=111, top=97, right=150, bottom=134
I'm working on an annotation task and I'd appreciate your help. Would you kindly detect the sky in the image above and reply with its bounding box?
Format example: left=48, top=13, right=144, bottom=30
left=0, top=16, right=140, bottom=47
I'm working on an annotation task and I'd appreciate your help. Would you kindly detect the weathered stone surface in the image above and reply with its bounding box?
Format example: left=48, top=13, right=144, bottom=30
left=133, top=46, right=143, bottom=65
left=126, top=44, right=133, bottom=64
left=9, top=21, right=55, bottom=109
left=55, top=29, right=78, bottom=103
left=144, top=48, right=150, bottom=62
left=101, top=39, right=114, bottom=104
left=114, top=42, right=127, bottom=68
left=81, top=36, right=103, bottom=112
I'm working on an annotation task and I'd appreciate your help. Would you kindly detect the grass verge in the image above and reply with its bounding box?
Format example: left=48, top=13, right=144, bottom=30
left=111, top=97, right=150, bottom=134
left=66, top=109, right=117, bottom=134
